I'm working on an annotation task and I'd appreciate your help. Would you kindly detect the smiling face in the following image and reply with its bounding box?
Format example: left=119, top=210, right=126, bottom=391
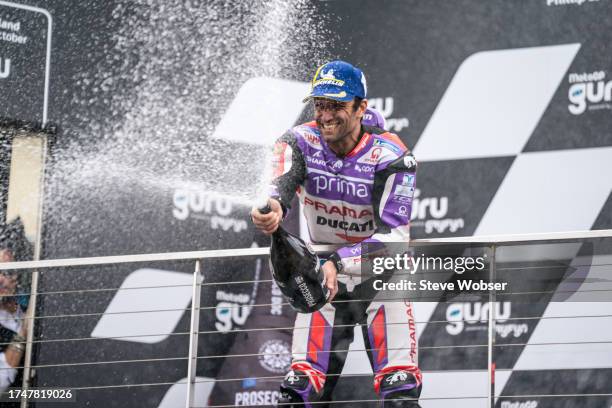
left=0, top=249, right=17, bottom=298
left=0, top=249, right=13, bottom=263
left=0, top=273, right=17, bottom=297
left=313, top=97, right=366, bottom=146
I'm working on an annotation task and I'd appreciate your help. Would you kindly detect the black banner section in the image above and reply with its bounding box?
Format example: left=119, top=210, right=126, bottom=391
left=0, top=3, right=49, bottom=123
left=0, top=0, right=609, bottom=407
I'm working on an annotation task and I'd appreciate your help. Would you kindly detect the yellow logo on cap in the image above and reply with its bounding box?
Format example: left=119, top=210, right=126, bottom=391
left=323, top=91, right=347, bottom=98
left=312, top=66, right=344, bottom=88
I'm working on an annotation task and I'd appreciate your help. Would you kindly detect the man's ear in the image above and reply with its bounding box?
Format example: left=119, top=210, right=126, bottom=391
left=359, top=98, right=368, bottom=118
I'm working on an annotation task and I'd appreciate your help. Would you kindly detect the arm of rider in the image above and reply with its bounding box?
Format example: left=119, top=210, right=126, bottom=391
left=250, top=198, right=283, bottom=235
left=0, top=320, right=23, bottom=392
left=322, top=260, right=339, bottom=302
left=5, top=320, right=27, bottom=368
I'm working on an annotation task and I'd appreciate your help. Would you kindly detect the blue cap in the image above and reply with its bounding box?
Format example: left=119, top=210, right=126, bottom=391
left=303, top=60, right=367, bottom=103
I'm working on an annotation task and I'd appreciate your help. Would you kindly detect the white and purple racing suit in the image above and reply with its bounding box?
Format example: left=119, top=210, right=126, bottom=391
left=269, top=118, right=422, bottom=403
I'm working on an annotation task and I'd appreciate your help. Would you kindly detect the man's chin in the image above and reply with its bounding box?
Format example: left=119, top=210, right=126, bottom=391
left=321, top=132, right=339, bottom=143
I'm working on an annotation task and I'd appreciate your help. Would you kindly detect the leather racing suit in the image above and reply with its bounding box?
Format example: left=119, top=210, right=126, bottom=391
left=268, top=120, right=422, bottom=405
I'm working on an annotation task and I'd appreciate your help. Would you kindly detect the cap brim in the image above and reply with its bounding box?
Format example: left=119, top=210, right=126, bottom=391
left=302, top=91, right=354, bottom=103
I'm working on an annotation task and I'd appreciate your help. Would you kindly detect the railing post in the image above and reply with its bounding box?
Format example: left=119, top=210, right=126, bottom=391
left=186, top=259, right=203, bottom=408
left=20, top=269, right=39, bottom=408
left=21, top=131, right=49, bottom=408
left=487, top=244, right=497, bottom=408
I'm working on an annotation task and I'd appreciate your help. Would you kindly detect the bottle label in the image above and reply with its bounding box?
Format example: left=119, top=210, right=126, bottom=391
left=293, top=275, right=318, bottom=308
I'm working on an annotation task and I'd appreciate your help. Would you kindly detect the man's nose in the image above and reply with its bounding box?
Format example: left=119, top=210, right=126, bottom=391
left=317, top=110, right=334, bottom=122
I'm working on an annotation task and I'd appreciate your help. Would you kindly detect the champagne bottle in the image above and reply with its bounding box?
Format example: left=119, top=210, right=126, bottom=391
left=259, top=204, right=329, bottom=313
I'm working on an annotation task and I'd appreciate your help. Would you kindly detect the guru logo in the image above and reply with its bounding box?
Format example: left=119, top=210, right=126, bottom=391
left=0, top=57, right=10, bottom=79
left=568, top=70, right=612, bottom=115
left=368, top=97, right=410, bottom=132
left=409, top=189, right=464, bottom=234
left=215, top=290, right=252, bottom=333
left=172, top=189, right=248, bottom=232
left=446, top=302, right=511, bottom=335
left=446, top=302, right=529, bottom=338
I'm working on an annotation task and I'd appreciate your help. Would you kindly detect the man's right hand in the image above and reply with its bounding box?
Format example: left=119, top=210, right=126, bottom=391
left=251, top=199, right=283, bottom=235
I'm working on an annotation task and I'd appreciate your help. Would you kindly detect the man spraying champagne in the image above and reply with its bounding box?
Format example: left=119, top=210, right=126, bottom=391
left=251, top=60, right=421, bottom=407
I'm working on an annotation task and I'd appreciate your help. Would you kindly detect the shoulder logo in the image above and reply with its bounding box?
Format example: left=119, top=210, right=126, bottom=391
left=369, top=147, right=382, bottom=162
left=374, top=139, right=402, bottom=155
left=403, top=155, right=417, bottom=169
left=393, top=174, right=416, bottom=198
left=354, top=164, right=375, bottom=173
left=303, top=131, right=321, bottom=146
left=402, top=174, right=416, bottom=187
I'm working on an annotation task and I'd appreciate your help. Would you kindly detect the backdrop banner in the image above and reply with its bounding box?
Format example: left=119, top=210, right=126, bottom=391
left=2, top=0, right=609, bottom=407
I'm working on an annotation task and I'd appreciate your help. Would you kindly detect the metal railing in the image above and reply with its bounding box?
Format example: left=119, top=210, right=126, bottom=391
left=0, top=229, right=611, bottom=407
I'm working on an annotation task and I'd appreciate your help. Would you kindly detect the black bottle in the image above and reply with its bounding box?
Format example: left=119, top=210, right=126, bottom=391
left=260, top=204, right=329, bottom=313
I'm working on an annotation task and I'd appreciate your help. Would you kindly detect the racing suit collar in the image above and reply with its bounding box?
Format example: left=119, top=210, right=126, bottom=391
left=322, top=126, right=372, bottom=160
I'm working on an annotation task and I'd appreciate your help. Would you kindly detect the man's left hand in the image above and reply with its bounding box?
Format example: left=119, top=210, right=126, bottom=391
left=322, top=261, right=339, bottom=302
